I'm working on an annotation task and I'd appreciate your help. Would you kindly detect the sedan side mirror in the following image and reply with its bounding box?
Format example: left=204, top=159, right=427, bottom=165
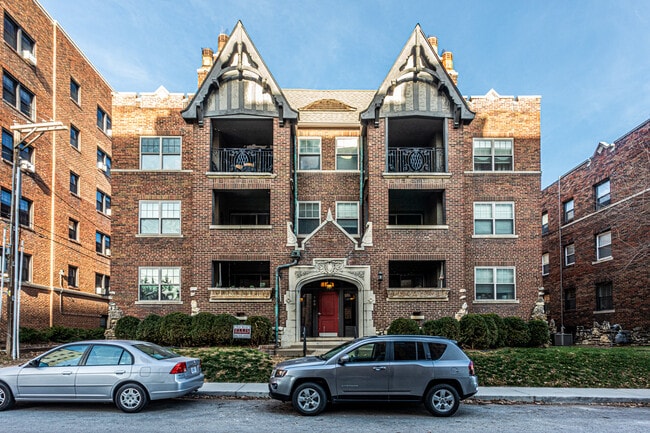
left=27, top=359, right=40, bottom=368
left=338, top=355, right=350, bottom=365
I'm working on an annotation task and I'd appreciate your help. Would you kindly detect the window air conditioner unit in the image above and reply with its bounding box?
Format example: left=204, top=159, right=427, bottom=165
left=105, top=208, right=112, bottom=216
left=97, top=162, right=107, bottom=171
left=19, top=160, right=35, bottom=174
left=22, top=50, right=37, bottom=66
left=105, top=248, right=111, bottom=256
left=96, top=287, right=106, bottom=295
left=106, top=129, right=112, bottom=137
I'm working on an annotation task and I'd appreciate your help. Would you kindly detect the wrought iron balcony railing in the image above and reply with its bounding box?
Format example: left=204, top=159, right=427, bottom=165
left=210, top=147, right=273, bottom=173
left=387, top=147, right=446, bottom=173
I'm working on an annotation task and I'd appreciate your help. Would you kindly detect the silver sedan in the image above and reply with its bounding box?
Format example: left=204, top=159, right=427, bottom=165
left=0, top=340, right=204, bottom=413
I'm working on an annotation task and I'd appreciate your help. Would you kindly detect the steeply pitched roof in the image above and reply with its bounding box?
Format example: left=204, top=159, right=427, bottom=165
left=283, top=89, right=375, bottom=125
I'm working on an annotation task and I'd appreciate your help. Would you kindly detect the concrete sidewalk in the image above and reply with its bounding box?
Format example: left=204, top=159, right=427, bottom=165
left=197, top=383, right=650, bottom=404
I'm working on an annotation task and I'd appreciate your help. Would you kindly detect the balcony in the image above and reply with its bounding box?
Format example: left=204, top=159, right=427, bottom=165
left=211, top=147, right=273, bottom=173
left=387, top=147, right=445, bottom=173
left=387, top=117, right=446, bottom=173
left=211, top=118, right=273, bottom=173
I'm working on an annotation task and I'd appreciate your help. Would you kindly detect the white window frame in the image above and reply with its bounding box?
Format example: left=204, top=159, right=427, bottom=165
left=68, top=265, right=78, bottom=288
left=70, top=124, right=80, bottom=149
left=541, top=253, right=549, bottom=276
left=70, top=171, right=79, bottom=195
left=596, top=231, right=612, bottom=261
left=68, top=218, right=79, bottom=241
left=541, top=211, right=549, bottom=234
left=335, top=137, right=359, bottom=170
left=473, top=202, right=515, bottom=236
left=563, top=199, right=574, bottom=223
left=95, top=231, right=111, bottom=255
left=473, top=138, right=513, bottom=171
left=297, top=201, right=320, bottom=235
left=336, top=201, right=359, bottom=235
left=70, top=78, right=80, bottom=105
left=138, top=267, right=181, bottom=302
left=96, top=105, right=111, bottom=134
left=140, top=136, right=182, bottom=170
left=564, top=243, right=575, bottom=266
left=139, top=200, right=182, bottom=235
left=298, top=137, right=321, bottom=171
left=4, top=13, right=35, bottom=56
left=595, top=179, right=611, bottom=210
left=3, top=72, right=34, bottom=119
left=474, top=267, right=516, bottom=301
left=96, top=189, right=111, bottom=215
left=97, top=147, right=111, bottom=174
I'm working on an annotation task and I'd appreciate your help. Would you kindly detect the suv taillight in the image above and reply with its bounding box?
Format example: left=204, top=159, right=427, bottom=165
left=468, top=360, right=475, bottom=376
left=169, top=362, right=187, bottom=374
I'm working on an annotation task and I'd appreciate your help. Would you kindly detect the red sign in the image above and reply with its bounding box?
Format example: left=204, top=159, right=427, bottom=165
left=233, top=324, right=251, bottom=339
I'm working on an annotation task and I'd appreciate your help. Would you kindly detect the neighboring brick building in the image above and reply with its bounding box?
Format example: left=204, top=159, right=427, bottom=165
left=0, top=0, right=111, bottom=341
left=111, top=22, right=541, bottom=347
left=541, top=120, right=650, bottom=334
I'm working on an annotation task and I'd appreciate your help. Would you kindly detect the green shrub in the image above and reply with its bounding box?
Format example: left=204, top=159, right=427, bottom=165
left=19, top=327, right=48, bottom=344
left=190, top=312, right=217, bottom=346
left=387, top=318, right=420, bottom=335
left=422, top=317, right=460, bottom=340
left=79, top=328, right=106, bottom=340
left=245, top=316, right=273, bottom=346
left=114, top=316, right=141, bottom=340
left=159, top=312, right=192, bottom=347
left=528, top=320, right=550, bottom=347
left=46, top=325, right=81, bottom=342
left=459, top=314, right=491, bottom=349
left=503, top=316, right=530, bottom=347
left=483, top=314, right=506, bottom=348
left=136, top=314, right=162, bottom=343
left=481, top=314, right=499, bottom=348
left=212, top=314, right=240, bottom=345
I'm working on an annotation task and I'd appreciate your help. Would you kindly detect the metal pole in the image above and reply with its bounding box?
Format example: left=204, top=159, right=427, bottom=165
left=11, top=165, right=22, bottom=360
left=15, top=241, right=24, bottom=359
left=5, top=131, right=20, bottom=356
left=0, top=228, right=6, bottom=323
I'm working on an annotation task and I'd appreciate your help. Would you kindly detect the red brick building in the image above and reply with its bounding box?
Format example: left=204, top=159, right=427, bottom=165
left=541, top=120, right=650, bottom=334
left=0, top=0, right=111, bottom=342
left=111, top=22, right=541, bottom=347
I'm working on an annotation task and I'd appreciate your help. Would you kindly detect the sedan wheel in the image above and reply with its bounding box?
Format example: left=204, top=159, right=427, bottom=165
left=115, top=383, right=148, bottom=413
left=292, top=382, right=327, bottom=416
left=0, top=382, right=15, bottom=411
left=425, top=384, right=460, bottom=417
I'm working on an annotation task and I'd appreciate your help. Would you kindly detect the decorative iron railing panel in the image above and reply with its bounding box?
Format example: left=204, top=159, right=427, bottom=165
left=211, top=148, right=273, bottom=173
left=387, top=147, right=446, bottom=173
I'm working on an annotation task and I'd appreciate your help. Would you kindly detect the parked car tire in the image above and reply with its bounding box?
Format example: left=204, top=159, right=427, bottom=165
left=292, top=382, right=327, bottom=416
left=115, top=383, right=149, bottom=413
left=424, top=384, right=460, bottom=417
left=0, top=382, right=15, bottom=411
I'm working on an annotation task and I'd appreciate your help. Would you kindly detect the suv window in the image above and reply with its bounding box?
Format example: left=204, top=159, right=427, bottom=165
left=427, top=342, right=447, bottom=360
left=393, top=341, right=427, bottom=361
left=346, top=342, right=386, bottom=363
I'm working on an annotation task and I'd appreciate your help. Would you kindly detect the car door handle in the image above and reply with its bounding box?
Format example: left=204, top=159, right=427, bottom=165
left=373, top=366, right=386, bottom=371
left=115, top=370, right=126, bottom=375
left=62, top=371, right=73, bottom=375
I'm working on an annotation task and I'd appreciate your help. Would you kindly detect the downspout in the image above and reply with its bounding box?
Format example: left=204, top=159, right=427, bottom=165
left=359, top=127, right=364, bottom=234
left=49, top=19, right=58, bottom=327
left=292, top=127, right=299, bottom=234
left=557, top=176, right=564, bottom=335
left=274, top=257, right=299, bottom=352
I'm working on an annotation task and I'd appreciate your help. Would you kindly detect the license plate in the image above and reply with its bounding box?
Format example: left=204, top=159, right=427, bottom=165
left=191, top=366, right=197, bottom=374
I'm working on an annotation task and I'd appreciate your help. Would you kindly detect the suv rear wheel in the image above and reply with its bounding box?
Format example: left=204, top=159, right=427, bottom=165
left=292, top=382, right=327, bottom=416
left=424, top=384, right=460, bottom=417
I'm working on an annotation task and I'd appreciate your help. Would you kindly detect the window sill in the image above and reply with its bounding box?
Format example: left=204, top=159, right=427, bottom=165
left=592, top=256, right=613, bottom=265
left=594, top=309, right=615, bottom=314
left=209, top=225, right=272, bottom=230
left=3, top=99, right=34, bottom=122
left=136, top=233, right=183, bottom=238
left=69, top=239, right=81, bottom=245
left=472, top=234, right=518, bottom=239
left=136, top=300, right=183, bottom=305
left=473, top=299, right=520, bottom=304
left=386, top=225, right=449, bottom=230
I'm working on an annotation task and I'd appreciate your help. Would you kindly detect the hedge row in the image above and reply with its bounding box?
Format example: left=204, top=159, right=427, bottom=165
left=388, top=314, right=550, bottom=349
left=19, top=326, right=106, bottom=344
left=115, top=312, right=273, bottom=347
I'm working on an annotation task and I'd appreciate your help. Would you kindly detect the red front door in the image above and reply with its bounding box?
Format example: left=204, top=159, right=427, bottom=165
left=318, top=291, right=339, bottom=336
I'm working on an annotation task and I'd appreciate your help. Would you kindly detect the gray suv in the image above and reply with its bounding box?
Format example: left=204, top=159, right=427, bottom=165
left=269, top=335, right=478, bottom=416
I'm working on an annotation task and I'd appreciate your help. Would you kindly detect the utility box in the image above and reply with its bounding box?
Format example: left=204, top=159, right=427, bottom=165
left=554, top=333, right=573, bottom=346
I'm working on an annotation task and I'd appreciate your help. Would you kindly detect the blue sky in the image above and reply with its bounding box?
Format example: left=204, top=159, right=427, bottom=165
left=39, top=0, right=649, bottom=187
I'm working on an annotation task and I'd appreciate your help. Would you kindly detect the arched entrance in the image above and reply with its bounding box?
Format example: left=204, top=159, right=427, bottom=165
left=300, top=279, right=358, bottom=338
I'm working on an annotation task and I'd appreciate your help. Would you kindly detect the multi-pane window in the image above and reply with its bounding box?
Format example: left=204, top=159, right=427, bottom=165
left=95, top=231, right=111, bottom=255
left=4, top=188, right=33, bottom=227
left=20, top=253, right=31, bottom=282
left=541, top=211, right=549, bottom=235
left=68, top=218, right=79, bottom=241
left=96, top=106, right=111, bottom=134
left=3, top=14, right=35, bottom=57
left=564, top=243, right=575, bottom=266
left=475, top=267, right=515, bottom=300
left=297, top=202, right=320, bottom=235
left=70, top=124, right=80, bottom=149
left=95, top=273, right=110, bottom=295
left=541, top=253, right=550, bottom=276
left=474, top=202, right=514, bottom=235
left=563, top=199, right=574, bottom=223
left=139, top=201, right=181, bottom=235
left=97, top=148, right=112, bottom=174
left=96, top=190, right=111, bottom=215
left=596, top=281, right=613, bottom=311
left=564, top=287, right=576, bottom=311
left=298, top=138, right=321, bottom=170
left=473, top=138, right=513, bottom=171
left=2, top=128, right=13, bottom=161
left=596, top=231, right=612, bottom=261
left=140, top=136, right=181, bottom=170
left=70, top=171, right=79, bottom=195
left=68, top=265, right=78, bottom=288
left=335, top=137, right=358, bottom=170
left=139, top=267, right=181, bottom=301
left=3, top=72, right=34, bottom=118
left=336, top=202, right=359, bottom=235
left=595, top=179, right=610, bottom=210
left=70, top=78, right=80, bottom=104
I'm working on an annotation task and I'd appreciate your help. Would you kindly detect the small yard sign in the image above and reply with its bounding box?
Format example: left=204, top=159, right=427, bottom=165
left=233, top=324, right=252, bottom=339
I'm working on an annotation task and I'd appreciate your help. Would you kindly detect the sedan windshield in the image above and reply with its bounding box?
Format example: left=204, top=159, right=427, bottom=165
left=132, top=343, right=180, bottom=360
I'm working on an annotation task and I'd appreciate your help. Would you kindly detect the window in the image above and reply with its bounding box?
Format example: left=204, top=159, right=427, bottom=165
left=70, top=124, right=80, bottom=149
left=140, top=136, right=181, bottom=170
left=96, top=190, right=111, bottom=215
left=298, top=202, right=320, bottom=235
left=139, top=201, right=181, bottom=235
left=564, top=287, right=576, bottom=311
left=565, top=243, right=575, bottom=266
left=474, top=202, right=514, bottom=235
left=335, top=137, right=358, bottom=170
left=19, top=196, right=31, bottom=226
left=393, top=341, right=426, bottom=361
left=39, top=344, right=89, bottom=368
left=596, top=281, right=613, bottom=311
left=68, top=265, right=78, bottom=288
left=389, top=261, right=445, bottom=288
left=95, top=273, right=110, bottom=295
left=3, top=14, right=35, bottom=57
left=3, top=72, right=34, bottom=118
left=68, top=218, right=79, bottom=241
left=541, top=253, right=549, bottom=275
left=0, top=188, right=31, bottom=226
left=2, top=128, right=12, bottom=161
left=475, top=267, right=515, bottom=300
left=541, top=211, right=549, bottom=235
left=345, top=342, right=386, bottom=363
left=563, top=199, right=574, bottom=223
left=20, top=253, right=31, bottom=282
left=336, top=202, right=358, bottom=235
left=70, top=78, right=80, bottom=104
left=97, top=148, right=111, bottom=174
left=86, top=344, right=131, bottom=366
left=212, top=261, right=270, bottom=288
left=473, top=138, right=513, bottom=171
left=95, top=231, right=111, bottom=255
left=298, top=138, right=321, bottom=170
left=96, top=106, right=111, bottom=133
left=139, top=267, right=181, bottom=301
left=595, top=180, right=610, bottom=210
left=596, top=231, right=612, bottom=261
left=70, top=171, right=79, bottom=195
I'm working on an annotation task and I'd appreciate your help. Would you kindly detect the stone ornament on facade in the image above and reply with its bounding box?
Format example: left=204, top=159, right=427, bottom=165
left=104, top=302, right=124, bottom=340
left=454, top=302, right=468, bottom=321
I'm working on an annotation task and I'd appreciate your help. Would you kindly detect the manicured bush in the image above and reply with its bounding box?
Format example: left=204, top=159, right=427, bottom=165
left=159, top=312, right=192, bottom=347
left=46, top=325, right=81, bottom=342
left=503, top=316, right=530, bottom=347
left=114, top=316, right=141, bottom=340
left=528, top=320, right=551, bottom=347
left=19, top=327, right=48, bottom=344
left=387, top=318, right=420, bottom=335
left=245, top=316, right=273, bottom=346
left=190, top=312, right=217, bottom=346
left=481, top=314, right=500, bottom=348
left=422, top=317, right=460, bottom=340
left=459, top=314, right=491, bottom=349
left=79, top=328, right=106, bottom=340
left=212, top=314, right=240, bottom=345
left=136, top=314, right=162, bottom=343
left=483, top=313, right=506, bottom=348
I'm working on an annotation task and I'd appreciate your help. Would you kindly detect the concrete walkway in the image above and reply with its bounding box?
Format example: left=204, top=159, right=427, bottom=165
left=197, top=383, right=650, bottom=404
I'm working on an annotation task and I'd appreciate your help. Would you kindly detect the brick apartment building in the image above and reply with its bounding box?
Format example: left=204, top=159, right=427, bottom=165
left=541, top=120, right=649, bottom=334
left=0, top=0, right=111, bottom=342
left=111, top=22, right=541, bottom=347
